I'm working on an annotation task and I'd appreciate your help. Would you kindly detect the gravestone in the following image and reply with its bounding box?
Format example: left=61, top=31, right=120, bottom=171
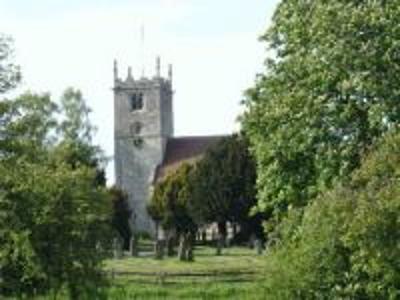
left=154, top=239, right=165, bottom=259
left=113, top=237, right=123, bottom=259
left=254, top=239, right=263, bottom=255
left=129, top=236, right=138, bottom=257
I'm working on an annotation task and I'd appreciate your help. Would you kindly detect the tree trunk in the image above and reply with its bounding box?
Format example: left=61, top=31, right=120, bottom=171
left=216, top=221, right=226, bottom=255
left=233, top=222, right=238, bottom=238
left=178, top=232, right=195, bottom=261
left=201, top=230, right=207, bottom=242
left=154, top=239, right=165, bottom=259
left=186, top=232, right=194, bottom=261
left=166, top=230, right=176, bottom=257
left=68, top=284, right=80, bottom=300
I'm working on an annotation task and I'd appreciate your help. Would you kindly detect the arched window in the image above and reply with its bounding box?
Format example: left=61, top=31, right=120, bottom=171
left=130, top=93, right=143, bottom=111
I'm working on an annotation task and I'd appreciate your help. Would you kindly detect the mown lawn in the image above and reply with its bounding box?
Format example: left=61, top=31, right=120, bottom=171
left=11, top=246, right=268, bottom=299
left=104, top=245, right=267, bottom=299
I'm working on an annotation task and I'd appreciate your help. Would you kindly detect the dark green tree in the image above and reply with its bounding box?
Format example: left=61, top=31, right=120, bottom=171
left=0, top=87, right=110, bottom=298
left=262, top=130, right=400, bottom=299
left=189, top=135, right=259, bottom=245
left=242, top=0, right=400, bottom=231
left=109, top=186, right=132, bottom=249
left=148, top=164, right=197, bottom=261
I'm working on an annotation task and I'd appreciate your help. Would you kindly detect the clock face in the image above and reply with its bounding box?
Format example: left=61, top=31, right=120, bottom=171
left=130, top=122, right=142, bottom=135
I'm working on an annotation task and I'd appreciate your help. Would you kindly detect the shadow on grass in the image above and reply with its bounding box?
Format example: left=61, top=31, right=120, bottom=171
left=120, top=276, right=255, bottom=286
left=194, top=250, right=256, bottom=257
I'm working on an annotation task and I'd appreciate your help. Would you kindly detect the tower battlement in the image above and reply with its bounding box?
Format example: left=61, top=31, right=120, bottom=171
left=113, top=57, right=173, bottom=89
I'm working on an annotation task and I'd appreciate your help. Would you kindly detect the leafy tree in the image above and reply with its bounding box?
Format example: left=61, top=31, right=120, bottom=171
left=148, top=164, right=197, bottom=261
left=0, top=159, right=110, bottom=298
left=189, top=135, right=259, bottom=243
left=0, top=34, right=20, bottom=94
left=262, top=130, right=400, bottom=299
left=242, top=0, right=400, bottom=230
left=0, top=90, right=111, bottom=298
left=0, top=92, right=57, bottom=162
left=59, top=87, right=94, bottom=144
left=57, top=87, right=106, bottom=186
left=109, top=186, right=132, bottom=249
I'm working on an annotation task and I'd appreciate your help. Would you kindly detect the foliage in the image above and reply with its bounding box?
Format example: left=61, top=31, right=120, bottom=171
left=149, top=135, right=260, bottom=245
left=148, top=164, right=197, bottom=260
left=242, top=0, right=400, bottom=228
left=59, top=87, right=94, bottom=144
left=189, top=135, right=259, bottom=235
left=148, top=163, right=196, bottom=235
left=0, top=88, right=111, bottom=297
left=0, top=160, right=111, bottom=297
left=262, top=131, right=400, bottom=299
left=0, top=34, right=20, bottom=94
left=57, top=88, right=106, bottom=186
left=109, top=186, right=132, bottom=249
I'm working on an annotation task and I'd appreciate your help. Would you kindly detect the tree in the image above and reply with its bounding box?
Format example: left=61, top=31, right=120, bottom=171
left=189, top=134, right=260, bottom=247
left=109, top=186, right=132, bottom=250
left=148, top=164, right=197, bottom=261
left=0, top=91, right=111, bottom=298
left=0, top=34, right=20, bottom=94
left=262, top=130, right=400, bottom=299
left=57, top=87, right=106, bottom=186
left=242, top=0, right=400, bottom=231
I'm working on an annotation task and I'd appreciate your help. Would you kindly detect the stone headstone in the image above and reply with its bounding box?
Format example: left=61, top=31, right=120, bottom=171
left=254, top=239, right=263, bottom=255
left=129, top=236, right=138, bottom=257
left=154, top=239, right=165, bottom=260
left=113, top=237, right=123, bottom=259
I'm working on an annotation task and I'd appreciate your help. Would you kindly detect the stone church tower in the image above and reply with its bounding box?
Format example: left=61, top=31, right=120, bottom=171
left=113, top=57, right=173, bottom=233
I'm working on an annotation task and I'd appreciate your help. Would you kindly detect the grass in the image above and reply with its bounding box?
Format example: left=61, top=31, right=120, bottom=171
left=105, top=247, right=265, bottom=299
left=103, top=245, right=267, bottom=299
left=7, top=245, right=268, bottom=299
left=105, top=245, right=264, bottom=275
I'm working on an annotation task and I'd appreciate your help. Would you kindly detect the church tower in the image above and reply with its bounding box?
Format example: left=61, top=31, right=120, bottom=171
left=113, top=57, right=174, bottom=234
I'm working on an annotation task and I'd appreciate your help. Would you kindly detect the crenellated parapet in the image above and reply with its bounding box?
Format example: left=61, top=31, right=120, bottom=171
left=113, top=57, right=173, bottom=92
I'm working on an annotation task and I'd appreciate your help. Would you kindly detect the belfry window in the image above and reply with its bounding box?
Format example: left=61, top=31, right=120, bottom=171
left=130, top=93, right=143, bottom=111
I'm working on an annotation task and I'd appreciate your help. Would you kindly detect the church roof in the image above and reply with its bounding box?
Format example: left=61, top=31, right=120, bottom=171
left=153, top=135, right=228, bottom=184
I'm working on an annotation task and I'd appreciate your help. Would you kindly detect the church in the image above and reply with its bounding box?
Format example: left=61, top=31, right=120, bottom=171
left=113, top=58, right=225, bottom=234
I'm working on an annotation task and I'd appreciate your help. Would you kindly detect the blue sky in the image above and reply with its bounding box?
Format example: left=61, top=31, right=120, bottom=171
left=0, top=0, right=280, bottom=183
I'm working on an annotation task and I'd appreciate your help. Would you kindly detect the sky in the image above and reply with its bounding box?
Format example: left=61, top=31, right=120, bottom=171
left=0, top=0, right=280, bottom=184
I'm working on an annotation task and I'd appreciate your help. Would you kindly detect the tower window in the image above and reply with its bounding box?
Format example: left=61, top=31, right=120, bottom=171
left=130, top=93, right=143, bottom=111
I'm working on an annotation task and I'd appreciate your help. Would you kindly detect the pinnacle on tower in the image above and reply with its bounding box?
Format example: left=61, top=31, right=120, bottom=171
left=127, top=66, right=133, bottom=81
left=168, top=64, right=173, bottom=84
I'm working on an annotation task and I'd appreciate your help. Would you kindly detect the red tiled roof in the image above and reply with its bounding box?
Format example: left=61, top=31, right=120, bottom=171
left=153, top=135, right=227, bottom=183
